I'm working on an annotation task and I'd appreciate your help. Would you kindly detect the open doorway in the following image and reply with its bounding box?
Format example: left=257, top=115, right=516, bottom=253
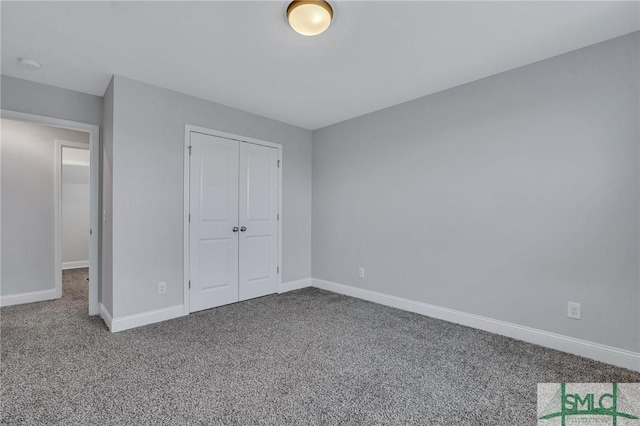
left=0, top=111, right=99, bottom=315
left=58, top=144, right=90, bottom=301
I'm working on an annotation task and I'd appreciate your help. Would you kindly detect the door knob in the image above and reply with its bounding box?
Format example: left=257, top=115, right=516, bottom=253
left=232, top=227, right=239, bottom=232
left=240, top=226, right=247, bottom=232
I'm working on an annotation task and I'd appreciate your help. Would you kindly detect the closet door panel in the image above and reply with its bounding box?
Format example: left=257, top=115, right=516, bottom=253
left=238, top=143, right=279, bottom=301
left=189, top=133, right=239, bottom=312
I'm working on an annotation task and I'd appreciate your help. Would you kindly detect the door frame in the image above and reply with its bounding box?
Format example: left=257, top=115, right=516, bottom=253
left=183, top=124, right=282, bottom=315
left=1, top=109, right=100, bottom=315
left=55, top=140, right=90, bottom=290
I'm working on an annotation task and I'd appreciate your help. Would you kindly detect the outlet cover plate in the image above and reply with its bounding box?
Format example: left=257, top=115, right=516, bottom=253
left=567, top=302, right=581, bottom=319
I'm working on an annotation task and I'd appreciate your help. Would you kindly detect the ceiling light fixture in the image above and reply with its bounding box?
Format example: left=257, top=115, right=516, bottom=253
left=287, top=0, right=333, bottom=36
left=18, top=57, right=41, bottom=70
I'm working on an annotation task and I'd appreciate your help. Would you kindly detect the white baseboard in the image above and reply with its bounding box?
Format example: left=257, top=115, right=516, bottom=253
left=279, top=278, right=312, bottom=294
left=100, top=303, right=113, bottom=331
left=110, top=304, right=185, bottom=333
left=0, top=289, right=58, bottom=307
left=62, top=260, right=89, bottom=270
left=312, top=278, right=640, bottom=372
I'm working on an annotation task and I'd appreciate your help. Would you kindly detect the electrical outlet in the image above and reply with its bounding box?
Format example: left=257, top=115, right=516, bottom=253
left=158, top=281, right=167, bottom=295
left=567, top=302, right=581, bottom=319
left=358, top=267, right=365, bottom=279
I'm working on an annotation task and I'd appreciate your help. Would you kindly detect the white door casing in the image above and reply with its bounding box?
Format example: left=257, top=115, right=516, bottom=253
left=56, top=141, right=90, bottom=279
left=189, top=133, right=240, bottom=312
left=238, top=142, right=279, bottom=301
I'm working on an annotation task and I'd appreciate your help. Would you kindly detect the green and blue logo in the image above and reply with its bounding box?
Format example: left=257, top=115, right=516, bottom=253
left=538, top=383, right=640, bottom=425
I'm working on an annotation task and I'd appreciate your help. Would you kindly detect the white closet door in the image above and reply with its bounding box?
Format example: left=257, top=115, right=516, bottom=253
left=189, top=133, right=239, bottom=312
left=238, top=142, right=279, bottom=301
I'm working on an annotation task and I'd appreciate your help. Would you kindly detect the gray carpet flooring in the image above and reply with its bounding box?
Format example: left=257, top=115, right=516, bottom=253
left=61, top=268, right=89, bottom=300
left=1, top=271, right=639, bottom=425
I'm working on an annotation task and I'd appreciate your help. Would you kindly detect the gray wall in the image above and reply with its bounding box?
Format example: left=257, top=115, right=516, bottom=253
left=1, top=75, right=102, bottom=126
left=312, top=33, right=640, bottom=352
left=109, top=76, right=312, bottom=318
left=101, top=78, right=114, bottom=315
left=1, top=119, right=89, bottom=296
left=61, top=150, right=90, bottom=265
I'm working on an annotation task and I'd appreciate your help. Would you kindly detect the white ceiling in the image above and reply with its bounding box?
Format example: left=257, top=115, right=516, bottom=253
left=2, top=1, right=639, bottom=130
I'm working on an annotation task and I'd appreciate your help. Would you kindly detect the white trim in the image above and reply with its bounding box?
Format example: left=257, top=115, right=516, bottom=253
left=311, top=278, right=640, bottom=372
left=55, top=140, right=90, bottom=299
left=62, top=261, right=89, bottom=270
left=183, top=126, right=191, bottom=315
left=0, top=289, right=57, bottom=307
left=1, top=110, right=100, bottom=316
left=100, top=303, right=113, bottom=331
left=187, top=125, right=283, bottom=150
left=279, top=278, right=312, bottom=294
left=277, top=146, right=283, bottom=299
left=183, top=125, right=283, bottom=315
left=109, top=305, right=185, bottom=333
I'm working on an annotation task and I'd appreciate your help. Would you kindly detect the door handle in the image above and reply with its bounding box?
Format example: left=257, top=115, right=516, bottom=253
left=232, top=227, right=239, bottom=232
left=240, top=226, right=247, bottom=232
